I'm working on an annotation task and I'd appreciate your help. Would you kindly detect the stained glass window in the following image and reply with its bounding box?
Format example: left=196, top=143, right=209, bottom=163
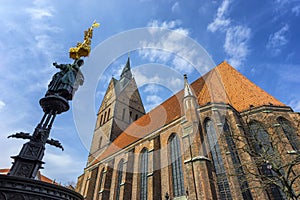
left=140, top=148, right=148, bottom=200
left=206, top=119, right=232, bottom=200
left=277, top=117, right=299, bottom=151
left=169, top=134, right=185, bottom=197
left=115, top=160, right=124, bottom=200
left=223, top=121, right=252, bottom=200
left=249, top=121, right=283, bottom=199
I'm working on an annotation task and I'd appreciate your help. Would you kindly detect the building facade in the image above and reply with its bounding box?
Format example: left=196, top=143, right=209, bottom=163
left=76, top=60, right=300, bottom=200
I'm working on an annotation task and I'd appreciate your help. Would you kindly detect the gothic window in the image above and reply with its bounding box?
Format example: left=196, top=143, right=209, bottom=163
left=168, top=134, right=185, bottom=197
left=129, top=111, right=133, bottom=122
left=98, top=137, right=102, bottom=149
left=139, top=148, right=148, bottom=200
left=249, top=121, right=283, bottom=199
left=86, top=168, right=99, bottom=200
left=100, top=114, right=103, bottom=126
left=205, top=119, right=232, bottom=200
left=107, top=108, right=111, bottom=121
left=104, top=112, right=107, bottom=124
left=115, top=160, right=124, bottom=200
left=122, top=108, right=125, bottom=121
left=277, top=117, right=299, bottom=151
left=97, top=168, right=105, bottom=197
left=223, top=121, right=253, bottom=200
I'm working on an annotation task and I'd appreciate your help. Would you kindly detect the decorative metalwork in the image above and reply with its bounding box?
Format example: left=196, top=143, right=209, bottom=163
left=69, top=21, right=100, bottom=59
left=7, top=21, right=99, bottom=181
left=0, top=174, right=83, bottom=200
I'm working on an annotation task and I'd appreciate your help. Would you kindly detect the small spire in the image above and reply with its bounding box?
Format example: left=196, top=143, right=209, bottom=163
left=183, top=74, right=195, bottom=97
left=120, top=57, right=132, bottom=79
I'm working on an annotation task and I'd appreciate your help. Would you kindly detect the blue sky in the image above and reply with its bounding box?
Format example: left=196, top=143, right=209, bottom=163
left=0, top=0, right=299, bottom=184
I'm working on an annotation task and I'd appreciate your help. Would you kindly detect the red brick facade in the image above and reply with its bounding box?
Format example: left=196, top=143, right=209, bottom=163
left=76, top=61, right=300, bottom=199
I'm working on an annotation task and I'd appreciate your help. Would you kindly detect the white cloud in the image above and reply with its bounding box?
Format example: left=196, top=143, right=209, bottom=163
left=139, top=49, right=172, bottom=63
left=133, top=69, right=182, bottom=93
left=292, top=5, right=300, bottom=16
left=207, top=0, right=231, bottom=32
left=207, top=0, right=251, bottom=68
left=0, top=1, right=74, bottom=183
left=289, top=99, right=300, bottom=112
left=147, top=20, right=180, bottom=29
left=43, top=151, right=85, bottom=183
left=224, top=26, right=251, bottom=67
left=275, top=0, right=289, bottom=6
left=172, top=56, right=194, bottom=74
left=141, top=21, right=189, bottom=69
left=143, top=84, right=162, bottom=94
left=138, top=20, right=213, bottom=74
left=172, top=2, right=181, bottom=13
left=26, top=7, right=53, bottom=20
left=0, top=100, right=5, bottom=110
left=146, top=95, right=163, bottom=104
left=266, top=24, right=289, bottom=56
left=145, top=94, right=164, bottom=112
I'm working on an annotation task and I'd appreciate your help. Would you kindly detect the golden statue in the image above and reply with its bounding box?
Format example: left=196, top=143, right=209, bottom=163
left=69, top=21, right=100, bottom=59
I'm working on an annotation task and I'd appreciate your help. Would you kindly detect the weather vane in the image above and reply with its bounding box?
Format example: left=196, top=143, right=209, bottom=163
left=69, top=20, right=100, bottom=59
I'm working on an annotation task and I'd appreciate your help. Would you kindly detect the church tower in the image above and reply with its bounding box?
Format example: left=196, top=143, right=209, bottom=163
left=87, top=58, right=145, bottom=165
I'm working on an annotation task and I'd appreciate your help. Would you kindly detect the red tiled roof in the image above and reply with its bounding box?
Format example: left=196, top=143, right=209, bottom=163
left=92, top=61, right=285, bottom=164
left=0, top=169, right=9, bottom=174
left=0, top=168, right=57, bottom=184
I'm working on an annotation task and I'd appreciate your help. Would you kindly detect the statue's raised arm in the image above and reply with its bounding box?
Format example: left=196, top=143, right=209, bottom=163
left=46, top=59, right=84, bottom=100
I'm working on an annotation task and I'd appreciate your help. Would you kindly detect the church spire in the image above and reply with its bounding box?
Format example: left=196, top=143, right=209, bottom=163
left=119, top=57, right=132, bottom=88
left=120, top=57, right=132, bottom=79
left=183, top=74, right=195, bottom=97
left=183, top=74, right=198, bottom=123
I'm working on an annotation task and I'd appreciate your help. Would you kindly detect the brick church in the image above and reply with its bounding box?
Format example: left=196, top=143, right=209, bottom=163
left=76, top=58, right=300, bottom=200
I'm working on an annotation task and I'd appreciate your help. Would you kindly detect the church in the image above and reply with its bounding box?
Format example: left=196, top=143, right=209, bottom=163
left=76, top=58, right=300, bottom=200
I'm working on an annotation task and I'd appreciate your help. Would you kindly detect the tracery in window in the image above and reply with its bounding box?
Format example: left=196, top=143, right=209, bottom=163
left=205, top=119, right=232, bottom=200
left=168, top=134, right=185, bottom=197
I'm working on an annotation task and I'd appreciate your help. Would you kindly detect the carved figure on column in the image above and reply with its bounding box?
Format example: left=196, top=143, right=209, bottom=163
left=46, top=59, right=84, bottom=100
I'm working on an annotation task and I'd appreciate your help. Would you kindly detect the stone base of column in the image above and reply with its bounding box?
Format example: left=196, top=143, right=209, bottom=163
left=0, top=174, right=83, bottom=200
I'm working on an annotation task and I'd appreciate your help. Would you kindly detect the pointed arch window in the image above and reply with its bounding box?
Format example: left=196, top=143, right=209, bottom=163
left=223, top=121, right=252, bottom=200
left=168, top=134, right=185, bottom=197
left=249, top=121, right=284, bottom=199
left=100, top=114, right=103, bottom=126
left=98, top=137, right=102, bottom=149
left=139, top=148, right=148, bottom=200
left=122, top=108, right=125, bottom=121
left=205, top=119, right=232, bottom=200
left=129, top=111, right=133, bottom=122
left=115, top=160, right=124, bottom=200
left=103, top=112, right=107, bottom=124
left=277, top=117, right=299, bottom=151
left=97, top=168, right=105, bottom=199
left=107, top=108, right=111, bottom=122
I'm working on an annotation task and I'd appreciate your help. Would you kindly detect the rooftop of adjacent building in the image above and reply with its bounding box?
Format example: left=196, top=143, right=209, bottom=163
left=0, top=168, right=58, bottom=185
left=91, top=61, right=287, bottom=165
